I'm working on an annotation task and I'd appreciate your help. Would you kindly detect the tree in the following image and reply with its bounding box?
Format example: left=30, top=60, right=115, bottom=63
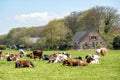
left=6, top=27, right=27, bottom=46
left=26, top=27, right=43, bottom=37
left=77, top=6, right=104, bottom=33
left=0, top=34, right=7, bottom=45
left=104, top=7, right=120, bottom=34
left=64, top=11, right=82, bottom=34
left=77, top=6, right=120, bottom=34
left=42, top=19, right=72, bottom=50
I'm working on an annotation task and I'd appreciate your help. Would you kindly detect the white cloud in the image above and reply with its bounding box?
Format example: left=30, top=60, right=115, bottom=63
left=14, top=12, right=67, bottom=26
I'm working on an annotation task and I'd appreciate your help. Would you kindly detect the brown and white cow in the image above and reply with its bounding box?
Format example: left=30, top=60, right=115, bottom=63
left=15, top=60, right=34, bottom=68
left=6, top=53, right=21, bottom=61
left=32, top=50, right=43, bottom=60
left=96, top=48, right=108, bottom=56
left=63, top=58, right=88, bottom=66
left=48, top=53, right=69, bottom=63
left=0, top=50, right=3, bottom=59
left=85, top=54, right=100, bottom=64
left=0, top=50, right=2, bottom=55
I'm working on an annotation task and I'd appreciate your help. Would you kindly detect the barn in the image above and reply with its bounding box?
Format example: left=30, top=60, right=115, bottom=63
left=72, top=29, right=107, bottom=49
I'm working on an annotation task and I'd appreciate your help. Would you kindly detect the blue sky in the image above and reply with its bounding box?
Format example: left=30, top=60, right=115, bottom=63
left=0, top=0, right=120, bottom=35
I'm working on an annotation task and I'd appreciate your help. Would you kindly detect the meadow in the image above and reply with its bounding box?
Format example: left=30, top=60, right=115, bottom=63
left=0, top=49, right=120, bottom=80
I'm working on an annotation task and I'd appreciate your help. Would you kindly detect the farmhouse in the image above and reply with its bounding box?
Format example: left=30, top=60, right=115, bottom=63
left=28, top=37, right=39, bottom=43
left=72, top=29, right=107, bottom=49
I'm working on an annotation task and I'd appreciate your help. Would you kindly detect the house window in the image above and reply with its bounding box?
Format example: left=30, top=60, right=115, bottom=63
left=92, top=42, right=95, bottom=48
left=90, top=36, right=97, bottom=40
left=84, top=42, right=88, bottom=49
left=85, top=42, right=88, bottom=46
left=96, top=42, right=98, bottom=45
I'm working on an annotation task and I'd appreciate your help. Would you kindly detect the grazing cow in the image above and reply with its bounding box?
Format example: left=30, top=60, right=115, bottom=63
left=48, top=53, right=68, bottom=63
left=85, top=54, right=100, bottom=64
left=63, top=59, right=88, bottom=66
left=15, top=60, right=34, bottom=68
left=96, top=48, right=108, bottom=56
left=32, top=50, right=43, bottom=60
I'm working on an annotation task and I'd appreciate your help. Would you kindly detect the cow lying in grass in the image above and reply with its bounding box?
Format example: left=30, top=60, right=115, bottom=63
left=85, top=54, right=100, bottom=64
left=48, top=52, right=69, bottom=63
left=42, top=54, right=51, bottom=60
left=15, top=60, right=34, bottom=68
left=18, top=49, right=27, bottom=57
left=6, top=53, right=21, bottom=61
left=0, top=50, right=2, bottom=55
left=0, top=50, right=3, bottom=59
left=74, top=56, right=82, bottom=60
left=96, top=47, right=108, bottom=56
left=63, top=58, right=88, bottom=66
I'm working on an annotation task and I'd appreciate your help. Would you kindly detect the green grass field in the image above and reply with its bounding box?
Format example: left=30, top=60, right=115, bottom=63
left=0, top=50, right=120, bottom=80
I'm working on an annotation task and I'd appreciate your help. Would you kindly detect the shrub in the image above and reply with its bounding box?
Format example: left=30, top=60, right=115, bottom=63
left=0, top=45, right=6, bottom=50
left=96, top=43, right=104, bottom=48
left=113, top=36, right=120, bottom=49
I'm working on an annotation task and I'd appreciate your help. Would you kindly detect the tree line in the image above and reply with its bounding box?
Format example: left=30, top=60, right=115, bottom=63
left=0, top=6, right=120, bottom=50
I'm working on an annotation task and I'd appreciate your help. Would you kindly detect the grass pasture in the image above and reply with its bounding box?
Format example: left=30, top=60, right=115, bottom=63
left=0, top=50, right=120, bottom=80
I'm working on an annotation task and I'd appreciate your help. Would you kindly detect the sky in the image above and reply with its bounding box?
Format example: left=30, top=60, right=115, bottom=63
left=0, top=0, right=120, bottom=35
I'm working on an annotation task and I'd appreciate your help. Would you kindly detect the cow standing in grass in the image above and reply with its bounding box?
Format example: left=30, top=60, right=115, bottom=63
left=32, top=50, right=43, bottom=60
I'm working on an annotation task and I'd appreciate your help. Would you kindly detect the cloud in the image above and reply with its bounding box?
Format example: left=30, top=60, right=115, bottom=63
left=14, top=12, right=67, bottom=26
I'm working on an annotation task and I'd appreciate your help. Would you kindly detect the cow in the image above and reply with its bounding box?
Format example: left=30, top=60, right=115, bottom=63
left=6, top=53, right=21, bottom=61
left=0, top=50, right=3, bottom=59
left=15, top=60, right=34, bottom=68
left=74, top=56, right=82, bottom=60
left=48, top=53, right=57, bottom=63
left=62, top=52, right=71, bottom=58
left=32, top=50, right=43, bottom=60
left=85, top=54, right=100, bottom=64
left=48, top=53, right=68, bottom=63
left=42, top=54, right=51, bottom=60
left=18, top=49, right=26, bottom=57
left=63, top=58, right=88, bottom=66
left=96, top=47, right=108, bottom=56
left=26, top=53, right=33, bottom=58
left=0, top=50, right=2, bottom=55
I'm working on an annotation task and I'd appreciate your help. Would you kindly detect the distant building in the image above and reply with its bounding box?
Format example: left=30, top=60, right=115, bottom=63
left=72, top=29, right=107, bottom=49
left=28, top=37, right=39, bottom=43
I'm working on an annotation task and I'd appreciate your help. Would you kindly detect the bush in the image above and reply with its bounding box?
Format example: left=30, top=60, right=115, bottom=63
left=113, top=36, right=120, bottom=49
left=96, top=43, right=104, bottom=48
left=0, top=45, right=6, bottom=50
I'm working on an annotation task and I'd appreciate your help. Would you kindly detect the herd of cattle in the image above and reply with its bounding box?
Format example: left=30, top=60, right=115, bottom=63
left=0, top=48, right=108, bottom=68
